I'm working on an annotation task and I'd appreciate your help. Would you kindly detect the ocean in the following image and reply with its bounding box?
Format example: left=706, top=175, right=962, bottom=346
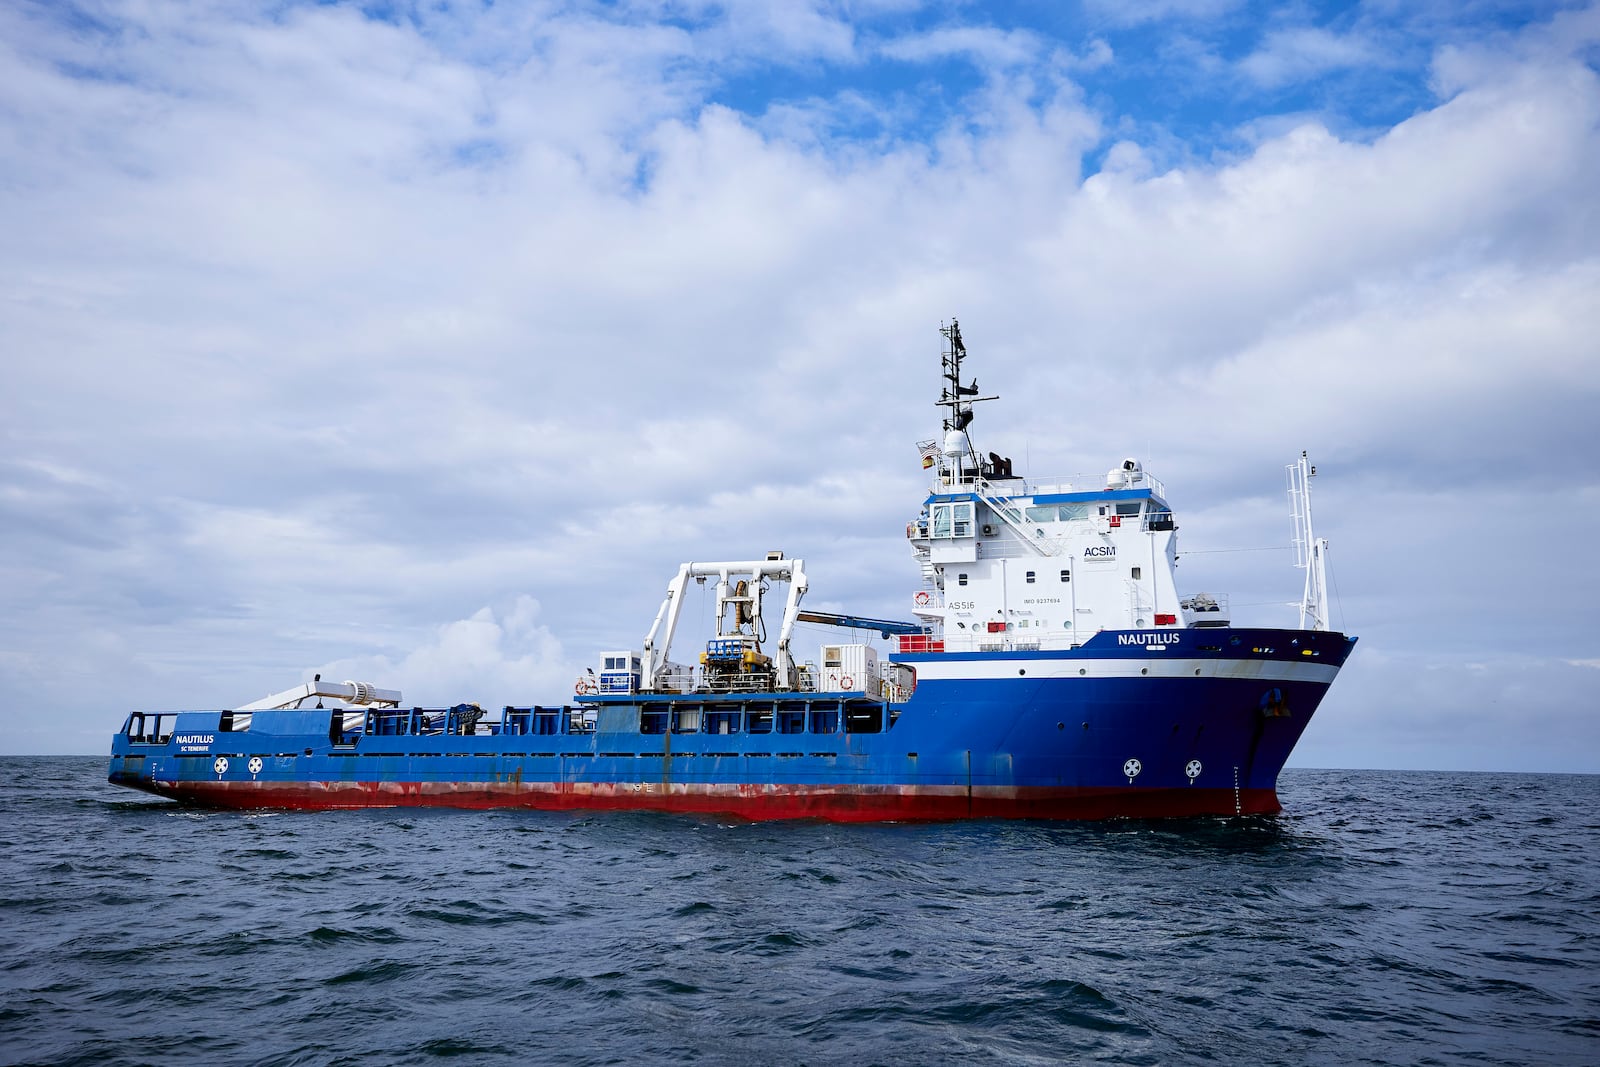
left=1, top=758, right=1595, bottom=1066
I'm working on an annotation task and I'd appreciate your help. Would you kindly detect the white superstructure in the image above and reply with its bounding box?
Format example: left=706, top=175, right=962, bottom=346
left=904, top=320, right=1226, bottom=654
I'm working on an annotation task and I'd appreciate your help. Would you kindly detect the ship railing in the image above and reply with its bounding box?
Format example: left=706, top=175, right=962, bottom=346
left=896, top=633, right=945, bottom=654
left=1022, top=471, right=1167, bottom=499
left=1180, top=592, right=1232, bottom=625
left=937, top=471, right=1167, bottom=501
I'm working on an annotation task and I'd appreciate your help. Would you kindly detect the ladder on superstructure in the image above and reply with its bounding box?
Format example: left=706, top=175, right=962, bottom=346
left=972, top=478, right=1060, bottom=556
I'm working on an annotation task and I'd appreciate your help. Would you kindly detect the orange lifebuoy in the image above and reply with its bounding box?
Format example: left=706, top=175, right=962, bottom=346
left=914, top=591, right=931, bottom=607
left=840, top=675, right=854, bottom=690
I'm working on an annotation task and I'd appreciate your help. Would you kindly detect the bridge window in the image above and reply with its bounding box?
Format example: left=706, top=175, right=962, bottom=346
left=1030, top=503, right=1089, bottom=521
left=1116, top=503, right=1143, bottom=517
left=930, top=501, right=974, bottom=539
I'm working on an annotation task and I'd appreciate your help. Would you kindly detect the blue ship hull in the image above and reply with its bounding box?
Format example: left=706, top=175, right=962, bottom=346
left=107, top=628, right=1356, bottom=820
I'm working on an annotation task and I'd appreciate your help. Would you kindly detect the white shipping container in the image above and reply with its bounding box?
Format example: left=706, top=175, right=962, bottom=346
left=819, top=644, right=879, bottom=692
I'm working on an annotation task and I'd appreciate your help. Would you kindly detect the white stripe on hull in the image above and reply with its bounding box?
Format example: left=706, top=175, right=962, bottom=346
left=912, top=657, right=1342, bottom=683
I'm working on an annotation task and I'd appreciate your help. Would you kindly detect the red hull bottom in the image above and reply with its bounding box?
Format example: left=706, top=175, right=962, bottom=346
left=129, top=779, right=1284, bottom=821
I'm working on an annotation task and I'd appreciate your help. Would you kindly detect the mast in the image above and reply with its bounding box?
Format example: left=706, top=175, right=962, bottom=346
left=934, top=319, right=999, bottom=483
left=1288, top=451, right=1332, bottom=631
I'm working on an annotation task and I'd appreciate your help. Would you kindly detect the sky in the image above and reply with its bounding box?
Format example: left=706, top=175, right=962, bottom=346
left=2, top=0, right=1597, bottom=770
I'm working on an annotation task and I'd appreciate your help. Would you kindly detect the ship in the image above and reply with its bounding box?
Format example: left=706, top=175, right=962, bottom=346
left=107, top=321, right=1357, bottom=820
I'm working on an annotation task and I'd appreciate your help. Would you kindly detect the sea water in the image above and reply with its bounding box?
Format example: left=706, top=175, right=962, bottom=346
left=1, top=757, right=1595, bottom=1065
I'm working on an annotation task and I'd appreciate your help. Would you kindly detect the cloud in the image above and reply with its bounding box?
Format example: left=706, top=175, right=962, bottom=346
left=878, top=26, right=1041, bottom=69
left=719, top=0, right=857, bottom=63
left=1084, top=0, right=1245, bottom=28
left=1432, top=2, right=1600, bottom=98
left=1299, top=652, right=1600, bottom=774
left=1238, top=27, right=1386, bottom=89
left=312, top=597, right=573, bottom=711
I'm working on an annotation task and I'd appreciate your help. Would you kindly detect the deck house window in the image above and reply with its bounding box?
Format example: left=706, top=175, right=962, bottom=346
left=845, top=707, right=883, bottom=734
